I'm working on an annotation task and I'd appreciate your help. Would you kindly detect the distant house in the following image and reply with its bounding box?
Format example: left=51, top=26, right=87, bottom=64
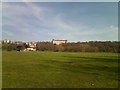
left=27, top=42, right=36, bottom=48
left=52, top=39, right=67, bottom=45
left=22, top=48, right=36, bottom=52
left=3, top=39, right=11, bottom=44
left=26, top=42, right=37, bottom=51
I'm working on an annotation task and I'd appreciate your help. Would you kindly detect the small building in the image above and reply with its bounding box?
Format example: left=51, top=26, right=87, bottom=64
left=3, top=39, right=11, bottom=44
left=52, top=39, right=67, bottom=45
left=27, top=42, right=36, bottom=48
left=26, top=42, right=37, bottom=51
left=19, top=41, right=37, bottom=52
left=22, top=48, right=36, bottom=52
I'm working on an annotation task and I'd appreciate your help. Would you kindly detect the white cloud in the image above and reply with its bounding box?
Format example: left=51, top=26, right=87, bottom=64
left=3, top=30, right=14, bottom=36
left=2, top=2, right=118, bottom=41
left=47, top=15, right=118, bottom=41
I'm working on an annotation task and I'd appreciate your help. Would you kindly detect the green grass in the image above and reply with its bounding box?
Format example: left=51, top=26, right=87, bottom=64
left=2, top=51, right=119, bottom=88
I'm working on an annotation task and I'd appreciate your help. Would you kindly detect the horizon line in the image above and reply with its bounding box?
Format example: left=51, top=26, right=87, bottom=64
left=1, top=39, right=119, bottom=42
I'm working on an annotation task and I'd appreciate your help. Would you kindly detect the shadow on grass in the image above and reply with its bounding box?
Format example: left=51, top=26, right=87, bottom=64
left=43, top=60, right=118, bottom=76
left=62, top=55, right=118, bottom=63
left=56, top=55, right=119, bottom=78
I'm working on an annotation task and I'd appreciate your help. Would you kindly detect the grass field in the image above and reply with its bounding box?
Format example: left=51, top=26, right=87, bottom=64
left=2, top=51, right=119, bottom=88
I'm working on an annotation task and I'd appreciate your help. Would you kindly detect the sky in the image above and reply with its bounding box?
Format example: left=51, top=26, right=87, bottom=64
left=2, top=0, right=120, bottom=2
left=2, top=2, right=118, bottom=42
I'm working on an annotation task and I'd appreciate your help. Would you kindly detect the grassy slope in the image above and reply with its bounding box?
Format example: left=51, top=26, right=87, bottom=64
left=2, top=51, right=119, bottom=88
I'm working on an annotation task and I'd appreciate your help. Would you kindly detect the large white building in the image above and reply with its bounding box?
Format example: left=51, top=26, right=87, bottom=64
left=52, top=39, right=67, bottom=45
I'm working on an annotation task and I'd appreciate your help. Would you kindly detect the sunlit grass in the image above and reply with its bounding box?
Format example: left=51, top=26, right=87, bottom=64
left=2, top=51, right=119, bottom=88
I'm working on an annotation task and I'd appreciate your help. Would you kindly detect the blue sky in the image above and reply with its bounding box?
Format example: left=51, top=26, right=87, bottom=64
left=2, top=2, right=118, bottom=42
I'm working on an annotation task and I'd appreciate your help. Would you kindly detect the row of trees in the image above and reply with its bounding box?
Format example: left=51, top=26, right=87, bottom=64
left=2, top=43, right=28, bottom=51
left=36, top=41, right=119, bottom=53
left=1, top=41, right=120, bottom=53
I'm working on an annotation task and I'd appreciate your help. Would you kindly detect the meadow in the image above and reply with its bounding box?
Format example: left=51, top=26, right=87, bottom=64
left=2, top=51, right=119, bottom=88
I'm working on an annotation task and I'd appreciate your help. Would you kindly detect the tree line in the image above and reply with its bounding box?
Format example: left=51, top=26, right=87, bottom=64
left=1, top=41, right=120, bottom=53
